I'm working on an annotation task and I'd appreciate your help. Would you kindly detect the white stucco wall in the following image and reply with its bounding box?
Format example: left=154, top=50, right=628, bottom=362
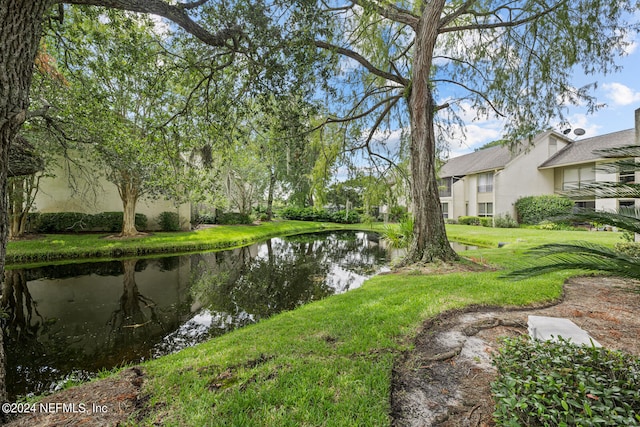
left=35, top=157, right=191, bottom=231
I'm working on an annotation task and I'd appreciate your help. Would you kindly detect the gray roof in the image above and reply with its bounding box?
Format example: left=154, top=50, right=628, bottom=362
left=439, top=144, right=515, bottom=178
left=539, top=129, right=635, bottom=169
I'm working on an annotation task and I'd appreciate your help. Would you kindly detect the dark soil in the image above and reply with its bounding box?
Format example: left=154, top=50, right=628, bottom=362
left=5, top=276, right=639, bottom=427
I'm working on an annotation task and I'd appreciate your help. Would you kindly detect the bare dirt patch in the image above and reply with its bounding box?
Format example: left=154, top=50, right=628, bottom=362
left=4, top=367, right=144, bottom=427
left=391, top=276, right=640, bottom=427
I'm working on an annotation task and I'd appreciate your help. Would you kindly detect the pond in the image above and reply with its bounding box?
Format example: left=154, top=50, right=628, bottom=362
left=2, top=231, right=393, bottom=399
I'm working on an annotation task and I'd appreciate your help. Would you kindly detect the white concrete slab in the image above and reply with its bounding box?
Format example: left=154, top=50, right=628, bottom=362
left=528, top=315, right=601, bottom=347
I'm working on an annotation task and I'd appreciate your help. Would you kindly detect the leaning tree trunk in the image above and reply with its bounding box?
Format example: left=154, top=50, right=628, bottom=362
left=404, top=0, right=458, bottom=265
left=0, top=0, right=51, bottom=404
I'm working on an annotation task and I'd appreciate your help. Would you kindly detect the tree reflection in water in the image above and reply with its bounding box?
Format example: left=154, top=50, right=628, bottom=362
left=1, top=231, right=389, bottom=399
left=156, top=232, right=388, bottom=355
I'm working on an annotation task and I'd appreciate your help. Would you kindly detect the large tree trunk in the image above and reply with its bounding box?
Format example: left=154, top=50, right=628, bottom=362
left=119, top=176, right=140, bottom=237
left=0, top=0, right=51, bottom=404
left=404, top=0, right=458, bottom=264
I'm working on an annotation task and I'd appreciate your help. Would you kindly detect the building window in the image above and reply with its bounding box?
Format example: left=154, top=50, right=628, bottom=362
left=478, top=202, right=493, bottom=217
left=438, top=178, right=452, bottom=197
left=563, top=166, right=595, bottom=190
left=619, top=200, right=636, bottom=212
left=441, top=202, right=449, bottom=218
left=573, top=201, right=595, bottom=212
left=477, top=172, right=494, bottom=193
left=619, top=172, right=635, bottom=184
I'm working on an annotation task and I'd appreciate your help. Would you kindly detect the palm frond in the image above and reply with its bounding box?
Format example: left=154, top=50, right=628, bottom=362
left=504, top=242, right=640, bottom=281
left=593, top=146, right=640, bottom=158
left=560, top=182, right=640, bottom=199
left=557, top=208, right=640, bottom=234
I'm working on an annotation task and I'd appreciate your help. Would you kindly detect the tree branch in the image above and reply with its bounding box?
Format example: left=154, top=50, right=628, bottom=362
left=60, top=0, right=242, bottom=48
left=439, top=0, right=567, bottom=34
left=353, top=0, right=419, bottom=28
left=431, top=78, right=505, bottom=117
left=315, top=40, right=409, bottom=86
left=178, top=0, right=209, bottom=10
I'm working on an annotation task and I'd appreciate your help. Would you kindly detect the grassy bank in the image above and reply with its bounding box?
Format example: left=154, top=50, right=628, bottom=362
left=133, top=226, right=622, bottom=426
left=5, top=220, right=353, bottom=267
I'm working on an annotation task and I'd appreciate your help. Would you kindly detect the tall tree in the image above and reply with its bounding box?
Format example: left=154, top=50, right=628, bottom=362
left=311, top=0, right=637, bottom=263
left=0, top=0, right=318, bottom=403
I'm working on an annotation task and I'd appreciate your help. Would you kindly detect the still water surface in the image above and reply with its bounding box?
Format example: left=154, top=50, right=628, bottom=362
left=3, top=231, right=392, bottom=399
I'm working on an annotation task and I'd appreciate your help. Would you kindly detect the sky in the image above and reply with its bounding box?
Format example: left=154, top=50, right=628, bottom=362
left=447, top=31, right=640, bottom=158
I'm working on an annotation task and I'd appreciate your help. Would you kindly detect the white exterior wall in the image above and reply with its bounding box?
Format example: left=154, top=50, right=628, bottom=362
left=594, top=162, right=618, bottom=212
left=35, top=158, right=191, bottom=231
left=494, top=136, right=559, bottom=218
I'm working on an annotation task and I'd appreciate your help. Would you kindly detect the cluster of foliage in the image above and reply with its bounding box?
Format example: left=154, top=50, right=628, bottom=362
left=215, top=212, right=253, bottom=225
left=192, top=212, right=253, bottom=226
left=492, top=336, right=640, bottom=426
left=29, top=211, right=147, bottom=233
left=157, top=212, right=181, bottom=232
left=381, top=216, right=414, bottom=249
left=514, top=195, right=574, bottom=225
left=278, top=207, right=360, bottom=224
left=493, top=214, right=519, bottom=228
left=457, top=216, right=493, bottom=227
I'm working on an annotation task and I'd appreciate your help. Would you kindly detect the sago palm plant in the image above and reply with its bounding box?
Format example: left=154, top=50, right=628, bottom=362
left=506, top=145, right=640, bottom=281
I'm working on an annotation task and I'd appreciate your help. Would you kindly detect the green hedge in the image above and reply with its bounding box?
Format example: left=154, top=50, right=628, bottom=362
left=158, top=211, right=181, bottom=231
left=29, top=212, right=148, bottom=233
left=215, top=212, right=253, bottom=225
left=279, top=207, right=361, bottom=224
left=492, top=336, right=640, bottom=426
left=515, top=195, right=574, bottom=225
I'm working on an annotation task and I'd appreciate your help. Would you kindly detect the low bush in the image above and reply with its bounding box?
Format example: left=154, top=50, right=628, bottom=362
left=492, top=336, right=640, bottom=426
left=29, top=211, right=148, bottom=233
left=615, top=242, right=640, bottom=259
left=215, top=212, right=253, bottom=225
left=158, top=211, right=181, bottom=231
left=480, top=217, right=493, bottom=227
left=515, top=194, right=574, bottom=225
left=193, top=213, right=216, bottom=225
left=279, top=207, right=360, bottom=224
left=493, top=213, right=519, bottom=228
left=458, top=216, right=482, bottom=226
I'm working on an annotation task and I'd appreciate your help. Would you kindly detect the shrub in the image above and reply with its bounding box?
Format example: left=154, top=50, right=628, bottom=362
left=30, top=211, right=148, bottom=233
left=193, top=213, right=216, bottom=225
left=492, top=336, right=640, bottom=427
left=515, top=194, right=574, bottom=225
left=278, top=207, right=361, bottom=224
left=493, top=213, right=519, bottom=228
left=33, top=212, right=91, bottom=233
left=158, top=211, right=181, bottom=231
left=458, top=216, right=482, bottom=226
left=615, top=242, right=640, bottom=259
left=389, top=206, right=409, bottom=222
left=215, top=212, right=253, bottom=225
left=381, top=216, right=414, bottom=248
left=480, top=217, right=493, bottom=227
left=92, top=212, right=147, bottom=232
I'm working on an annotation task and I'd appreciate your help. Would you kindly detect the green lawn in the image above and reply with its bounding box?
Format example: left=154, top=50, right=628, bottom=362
left=6, top=223, right=624, bottom=425
left=127, top=225, right=623, bottom=426
left=5, top=220, right=352, bottom=267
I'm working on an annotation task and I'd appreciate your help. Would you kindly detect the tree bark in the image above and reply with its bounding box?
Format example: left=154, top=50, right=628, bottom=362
left=0, top=0, right=52, bottom=403
left=404, top=0, right=458, bottom=264
left=266, top=168, right=276, bottom=220
left=118, top=173, right=140, bottom=237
